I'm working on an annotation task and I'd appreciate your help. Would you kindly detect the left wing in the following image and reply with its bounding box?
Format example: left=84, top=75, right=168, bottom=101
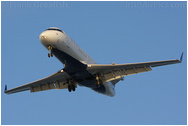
left=87, top=54, right=183, bottom=82
left=5, top=70, right=71, bottom=94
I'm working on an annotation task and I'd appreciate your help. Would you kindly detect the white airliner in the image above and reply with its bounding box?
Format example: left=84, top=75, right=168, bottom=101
left=4, top=27, right=183, bottom=97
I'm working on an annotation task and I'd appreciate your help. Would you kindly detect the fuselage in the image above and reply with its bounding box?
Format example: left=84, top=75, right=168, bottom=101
left=39, top=27, right=115, bottom=96
left=40, top=28, right=96, bottom=64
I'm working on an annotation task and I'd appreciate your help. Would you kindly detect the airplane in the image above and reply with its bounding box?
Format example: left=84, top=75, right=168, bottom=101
left=4, top=27, right=183, bottom=97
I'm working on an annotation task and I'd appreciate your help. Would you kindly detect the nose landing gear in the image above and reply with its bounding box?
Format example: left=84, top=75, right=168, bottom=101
left=48, top=46, right=53, bottom=57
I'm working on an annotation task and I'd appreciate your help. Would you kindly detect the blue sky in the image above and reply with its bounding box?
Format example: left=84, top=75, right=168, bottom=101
left=1, top=1, right=187, bottom=125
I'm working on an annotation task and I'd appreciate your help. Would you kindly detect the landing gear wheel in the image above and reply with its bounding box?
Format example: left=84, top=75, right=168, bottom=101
left=68, top=85, right=71, bottom=92
left=68, top=85, right=76, bottom=92
left=48, top=46, right=53, bottom=58
left=72, top=85, right=75, bottom=91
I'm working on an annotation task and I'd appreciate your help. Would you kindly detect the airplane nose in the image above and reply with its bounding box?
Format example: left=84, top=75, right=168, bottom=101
left=39, top=31, right=53, bottom=46
left=39, top=31, right=59, bottom=45
left=39, top=32, right=51, bottom=47
left=39, top=33, right=47, bottom=42
left=40, top=35, right=46, bottom=39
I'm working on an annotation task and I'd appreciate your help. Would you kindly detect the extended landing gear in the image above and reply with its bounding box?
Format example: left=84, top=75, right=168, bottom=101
left=68, top=85, right=76, bottom=92
left=48, top=53, right=53, bottom=57
left=67, top=80, right=76, bottom=92
left=95, top=74, right=103, bottom=87
left=48, top=46, right=53, bottom=57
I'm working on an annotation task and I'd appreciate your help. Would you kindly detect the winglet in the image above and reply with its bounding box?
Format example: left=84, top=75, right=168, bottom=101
left=4, top=85, right=7, bottom=93
left=180, top=52, right=183, bottom=62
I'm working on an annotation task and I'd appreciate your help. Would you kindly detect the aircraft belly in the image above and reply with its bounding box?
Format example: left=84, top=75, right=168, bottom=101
left=78, top=79, right=97, bottom=88
left=76, top=75, right=114, bottom=97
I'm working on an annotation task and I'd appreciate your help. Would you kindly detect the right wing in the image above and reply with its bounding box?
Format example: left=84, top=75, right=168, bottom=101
left=5, top=70, right=71, bottom=94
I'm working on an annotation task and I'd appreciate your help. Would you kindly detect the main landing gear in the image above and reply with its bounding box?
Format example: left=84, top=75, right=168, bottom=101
left=67, top=80, right=76, bottom=92
left=95, top=74, right=103, bottom=87
left=48, top=46, right=53, bottom=57
left=68, top=85, right=76, bottom=92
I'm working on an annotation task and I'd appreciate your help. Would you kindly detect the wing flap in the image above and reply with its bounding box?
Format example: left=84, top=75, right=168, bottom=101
left=31, top=83, right=56, bottom=93
left=103, top=66, right=152, bottom=82
left=55, top=82, right=69, bottom=89
left=30, top=82, right=72, bottom=92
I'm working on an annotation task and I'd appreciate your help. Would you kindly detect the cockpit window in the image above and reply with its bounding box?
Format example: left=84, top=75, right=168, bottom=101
left=46, top=27, right=64, bottom=33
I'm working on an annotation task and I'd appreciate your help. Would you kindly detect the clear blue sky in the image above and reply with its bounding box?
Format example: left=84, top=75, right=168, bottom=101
left=2, top=1, right=187, bottom=125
